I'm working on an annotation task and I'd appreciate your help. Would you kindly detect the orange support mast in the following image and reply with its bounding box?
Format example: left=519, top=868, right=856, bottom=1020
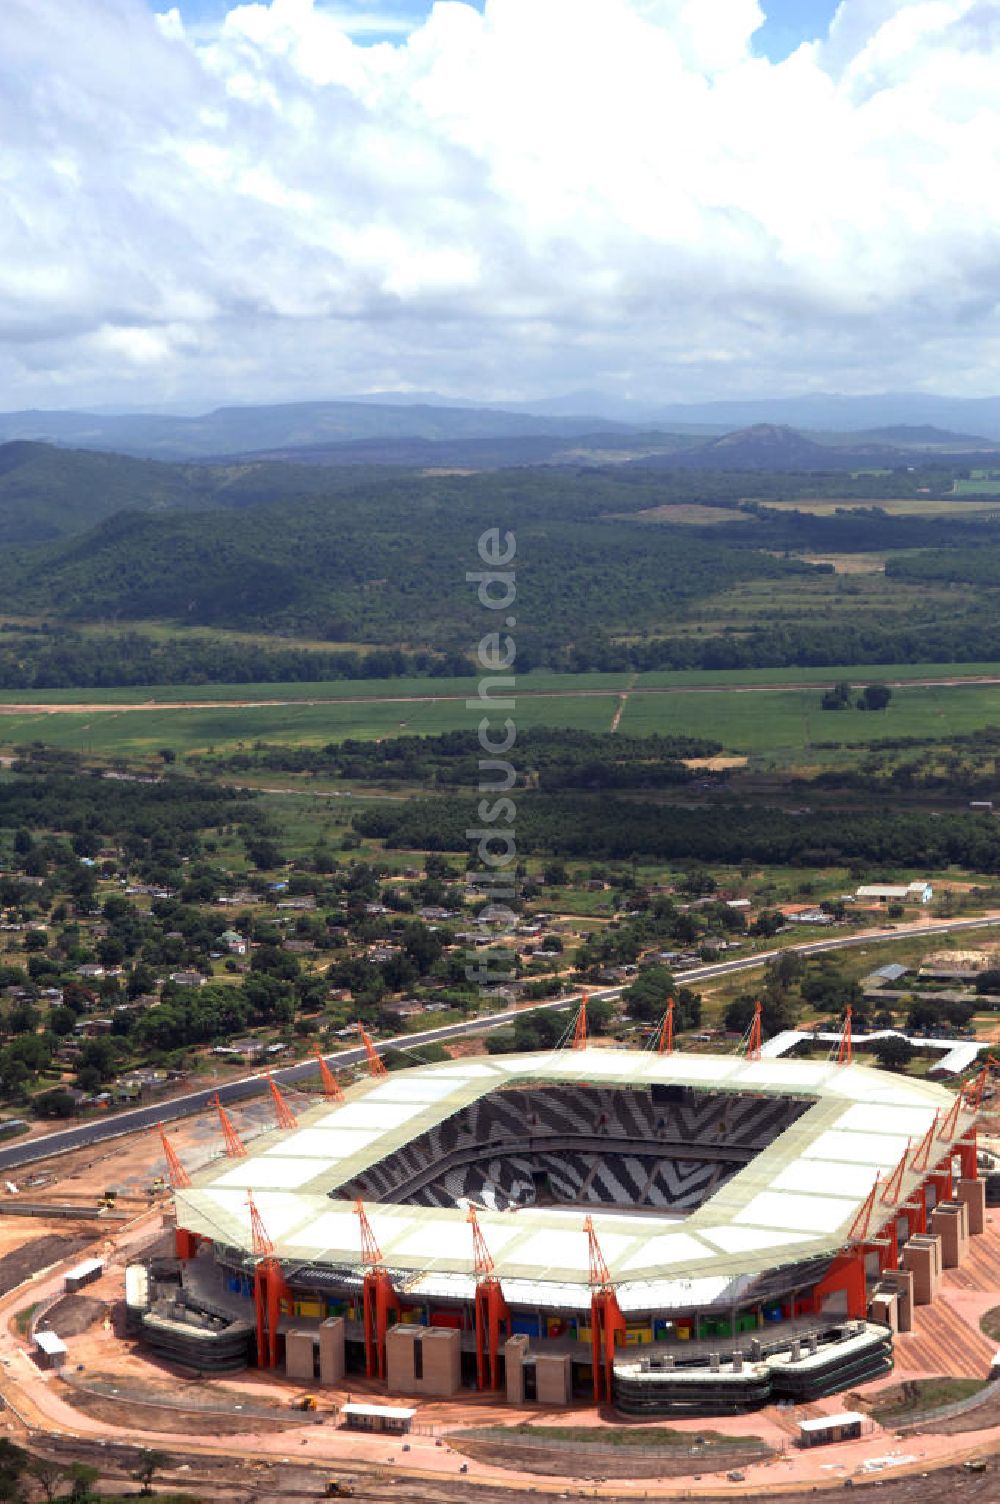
left=847, top=1175, right=880, bottom=1244
left=468, top=1206, right=510, bottom=1391
left=154, top=1122, right=190, bottom=1190
left=355, top=1199, right=400, bottom=1380
left=584, top=1215, right=626, bottom=1406
left=572, top=993, right=588, bottom=1050
left=745, top=1000, right=762, bottom=1061
left=247, top=1190, right=290, bottom=1369
left=880, top=1141, right=911, bottom=1208
left=657, top=997, right=675, bottom=1056
left=211, top=1092, right=246, bottom=1157
left=313, top=1047, right=344, bottom=1100
left=265, top=1072, right=298, bottom=1131
left=910, top=1111, right=940, bottom=1173
left=358, top=1023, right=388, bottom=1078
left=836, top=1006, right=853, bottom=1066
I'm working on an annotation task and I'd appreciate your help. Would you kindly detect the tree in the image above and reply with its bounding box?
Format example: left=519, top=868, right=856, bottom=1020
left=0, top=1438, right=28, bottom=1503
left=66, top=1462, right=99, bottom=1503
left=133, top=1450, right=171, bottom=1496
left=874, top=1035, right=914, bottom=1072
left=26, top=1456, right=65, bottom=1504
left=859, top=683, right=892, bottom=712
left=821, top=681, right=851, bottom=710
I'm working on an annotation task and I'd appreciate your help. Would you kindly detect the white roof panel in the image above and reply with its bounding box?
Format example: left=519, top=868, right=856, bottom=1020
left=264, top=1127, right=377, bottom=1158
left=771, top=1159, right=879, bottom=1199
left=368, top=1078, right=464, bottom=1102
left=511, top=1227, right=634, bottom=1273
left=734, top=1191, right=857, bottom=1235
left=619, top=1233, right=712, bottom=1271
left=317, top=1102, right=425, bottom=1130
left=699, top=1225, right=818, bottom=1255
left=214, top=1157, right=321, bottom=1190
left=835, top=1103, right=938, bottom=1138
left=802, top=1129, right=910, bottom=1168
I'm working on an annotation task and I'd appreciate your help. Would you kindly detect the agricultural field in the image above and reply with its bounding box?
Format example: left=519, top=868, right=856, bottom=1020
left=953, top=473, right=1000, bottom=496
left=5, top=671, right=1000, bottom=762
left=761, top=496, right=1000, bottom=517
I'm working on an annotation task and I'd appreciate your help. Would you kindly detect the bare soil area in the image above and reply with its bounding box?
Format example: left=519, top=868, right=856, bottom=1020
left=451, top=1434, right=772, bottom=1479
left=44, top=1293, right=107, bottom=1338
left=58, top=1384, right=300, bottom=1437
left=0, top=1232, right=91, bottom=1295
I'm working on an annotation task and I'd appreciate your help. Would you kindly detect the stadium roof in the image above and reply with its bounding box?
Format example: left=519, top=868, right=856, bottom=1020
left=176, top=1049, right=964, bottom=1314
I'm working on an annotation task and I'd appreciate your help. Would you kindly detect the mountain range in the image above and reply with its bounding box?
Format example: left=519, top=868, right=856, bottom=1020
left=2, top=396, right=1000, bottom=463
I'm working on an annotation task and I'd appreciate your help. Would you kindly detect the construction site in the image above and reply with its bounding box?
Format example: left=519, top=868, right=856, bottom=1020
left=4, top=1010, right=1000, bottom=1499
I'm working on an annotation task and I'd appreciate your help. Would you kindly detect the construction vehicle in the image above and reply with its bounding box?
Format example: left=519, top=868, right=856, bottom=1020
left=296, top=1394, right=318, bottom=1411
left=324, top=1480, right=355, bottom=1496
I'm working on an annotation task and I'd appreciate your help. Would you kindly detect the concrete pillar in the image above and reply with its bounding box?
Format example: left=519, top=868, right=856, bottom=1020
left=285, top=1329, right=316, bottom=1382
left=958, top=1177, right=986, bottom=1236
left=386, top=1325, right=461, bottom=1398
left=902, top=1234, right=940, bottom=1304
left=319, top=1317, right=345, bottom=1385
left=505, top=1334, right=528, bottom=1404
left=869, top=1292, right=898, bottom=1334
left=535, top=1354, right=572, bottom=1406
left=926, top=1203, right=962, bottom=1263
left=881, top=1268, right=914, bottom=1333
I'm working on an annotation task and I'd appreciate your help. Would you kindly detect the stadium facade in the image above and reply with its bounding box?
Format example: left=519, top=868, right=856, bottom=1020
left=130, top=1048, right=986, bottom=1414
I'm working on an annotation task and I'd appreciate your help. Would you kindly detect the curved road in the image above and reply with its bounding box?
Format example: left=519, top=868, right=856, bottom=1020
left=2, top=912, right=998, bottom=1174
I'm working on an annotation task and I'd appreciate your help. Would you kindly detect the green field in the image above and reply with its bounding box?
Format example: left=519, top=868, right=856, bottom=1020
left=4, top=677, right=1000, bottom=760
left=0, top=693, right=619, bottom=756
left=619, top=681, right=1000, bottom=753
left=0, top=659, right=999, bottom=709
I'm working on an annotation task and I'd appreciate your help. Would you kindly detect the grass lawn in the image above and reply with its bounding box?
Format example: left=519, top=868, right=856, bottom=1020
left=859, top=1376, right=988, bottom=1420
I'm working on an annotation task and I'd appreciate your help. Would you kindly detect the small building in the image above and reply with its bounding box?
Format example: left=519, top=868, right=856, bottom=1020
left=863, top=962, right=909, bottom=988
left=65, top=1257, right=104, bottom=1293
left=34, top=1330, right=67, bottom=1370
left=798, top=1411, right=866, bottom=1447
left=339, top=1402, right=415, bottom=1435
left=855, top=882, right=933, bottom=905
left=216, top=930, right=248, bottom=956
left=169, top=971, right=206, bottom=988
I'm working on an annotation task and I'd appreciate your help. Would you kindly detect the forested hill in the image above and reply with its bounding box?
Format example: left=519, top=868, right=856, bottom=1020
left=0, top=440, right=391, bottom=545
left=4, top=456, right=1000, bottom=667
left=0, top=487, right=805, bottom=648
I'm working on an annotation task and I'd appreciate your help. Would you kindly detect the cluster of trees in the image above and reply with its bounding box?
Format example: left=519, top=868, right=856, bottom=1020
left=0, top=630, right=477, bottom=690
left=0, top=1435, right=169, bottom=1501
left=355, top=793, right=1000, bottom=871
left=821, top=682, right=893, bottom=712
left=204, top=728, right=722, bottom=790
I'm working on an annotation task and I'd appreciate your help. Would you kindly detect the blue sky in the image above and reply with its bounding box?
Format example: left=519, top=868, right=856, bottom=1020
left=150, top=0, right=842, bottom=61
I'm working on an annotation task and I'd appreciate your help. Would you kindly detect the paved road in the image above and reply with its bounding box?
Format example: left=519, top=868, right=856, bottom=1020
left=2, top=912, right=998, bottom=1174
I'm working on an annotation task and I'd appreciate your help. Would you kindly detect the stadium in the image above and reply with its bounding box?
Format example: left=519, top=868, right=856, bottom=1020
left=128, top=1034, right=987, bottom=1416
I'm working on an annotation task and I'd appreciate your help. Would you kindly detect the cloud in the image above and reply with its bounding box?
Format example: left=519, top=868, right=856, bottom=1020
left=1, top=0, right=1000, bottom=407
